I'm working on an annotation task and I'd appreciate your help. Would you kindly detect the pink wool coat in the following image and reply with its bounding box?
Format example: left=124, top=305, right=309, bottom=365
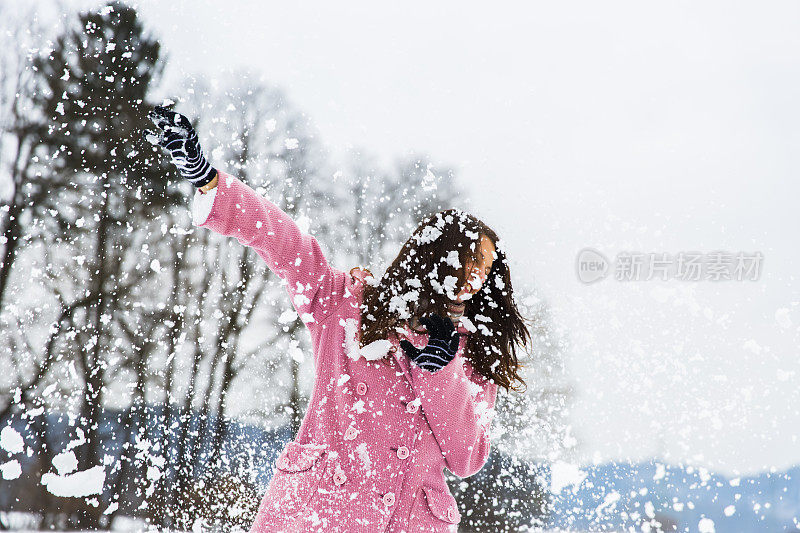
left=192, top=171, right=499, bottom=533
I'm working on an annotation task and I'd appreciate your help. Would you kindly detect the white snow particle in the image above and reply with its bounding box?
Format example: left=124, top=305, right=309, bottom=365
left=355, top=442, right=372, bottom=472
left=549, top=461, right=587, bottom=494
left=296, top=215, right=311, bottom=233
left=52, top=450, right=78, bottom=476
left=723, top=505, right=735, bottom=516
left=698, top=517, right=715, bottom=533
left=459, top=316, right=477, bottom=333
left=417, top=226, right=442, bottom=245
left=1, top=460, right=21, bottom=480
left=444, top=250, right=461, bottom=269
left=278, top=309, right=298, bottom=324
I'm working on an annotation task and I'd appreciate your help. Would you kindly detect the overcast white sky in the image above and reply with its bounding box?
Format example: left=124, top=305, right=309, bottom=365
left=125, top=0, right=800, bottom=476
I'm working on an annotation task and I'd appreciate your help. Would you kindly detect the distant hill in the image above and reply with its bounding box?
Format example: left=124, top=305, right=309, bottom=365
left=544, top=459, right=800, bottom=532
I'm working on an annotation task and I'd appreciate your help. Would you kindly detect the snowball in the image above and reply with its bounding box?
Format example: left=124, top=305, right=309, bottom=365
left=0, top=426, right=23, bottom=454
left=360, top=339, right=393, bottom=361
left=339, top=318, right=392, bottom=361
left=1, top=460, right=21, bottom=480
left=41, top=465, right=105, bottom=497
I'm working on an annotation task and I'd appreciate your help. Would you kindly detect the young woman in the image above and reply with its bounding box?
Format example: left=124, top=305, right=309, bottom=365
left=147, top=106, right=530, bottom=533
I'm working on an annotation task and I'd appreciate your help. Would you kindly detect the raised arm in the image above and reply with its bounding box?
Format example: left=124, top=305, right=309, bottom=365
left=191, top=170, right=348, bottom=327
left=146, top=106, right=348, bottom=332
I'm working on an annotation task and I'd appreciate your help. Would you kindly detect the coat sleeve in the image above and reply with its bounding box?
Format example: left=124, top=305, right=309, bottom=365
left=191, top=170, right=348, bottom=329
left=408, top=354, right=499, bottom=478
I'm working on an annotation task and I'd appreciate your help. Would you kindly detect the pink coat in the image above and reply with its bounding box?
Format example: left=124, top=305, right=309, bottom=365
left=192, top=171, right=499, bottom=533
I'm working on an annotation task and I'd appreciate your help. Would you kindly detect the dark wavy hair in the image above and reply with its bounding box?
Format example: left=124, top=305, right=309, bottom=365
left=359, top=209, right=530, bottom=392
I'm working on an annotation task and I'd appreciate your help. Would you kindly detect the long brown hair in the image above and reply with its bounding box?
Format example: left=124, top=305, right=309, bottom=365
left=359, top=209, right=530, bottom=392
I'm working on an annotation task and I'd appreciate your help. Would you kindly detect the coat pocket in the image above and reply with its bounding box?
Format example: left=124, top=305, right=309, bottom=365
left=421, top=485, right=461, bottom=525
left=276, top=441, right=328, bottom=473
left=264, top=441, right=328, bottom=517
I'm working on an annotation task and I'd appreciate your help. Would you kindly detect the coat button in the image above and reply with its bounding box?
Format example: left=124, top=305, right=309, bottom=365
left=396, top=446, right=409, bottom=460
left=382, top=492, right=396, bottom=507
left=333, top=471, right=347, bottom=486
left=447, top=508, right=456, bottom=521
left=356, top=382, right=368, bottom=396
left=344, top=426, right=358, bottom=440
left=406, top=400, right=419, bottom=414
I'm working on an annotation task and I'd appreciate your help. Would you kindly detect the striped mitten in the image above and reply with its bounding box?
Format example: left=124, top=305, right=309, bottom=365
left=146, top=105, right=217, bottom=188
left=401, top=314, right=460, bottom=372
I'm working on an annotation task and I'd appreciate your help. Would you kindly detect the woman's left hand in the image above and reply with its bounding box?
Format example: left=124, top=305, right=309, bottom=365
left=400, top=313, right=460, bottom=372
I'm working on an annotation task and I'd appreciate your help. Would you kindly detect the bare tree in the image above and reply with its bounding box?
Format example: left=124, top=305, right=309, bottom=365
left=341, top=146, right=461, bottom=271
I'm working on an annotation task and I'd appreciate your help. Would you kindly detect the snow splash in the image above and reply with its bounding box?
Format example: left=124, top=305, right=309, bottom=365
left=41, top=465, right=106, bottom=497
left=340, top=318, right=392, bottom=361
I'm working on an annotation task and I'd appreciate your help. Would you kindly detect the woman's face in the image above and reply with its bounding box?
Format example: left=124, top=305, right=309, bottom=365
left=454, top=234, right=497, bottom=303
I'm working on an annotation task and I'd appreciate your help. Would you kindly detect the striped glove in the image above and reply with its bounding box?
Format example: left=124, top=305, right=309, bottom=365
left=400, top=314, right=460, bottom=372
left=146, top=106, right=217, bottom=188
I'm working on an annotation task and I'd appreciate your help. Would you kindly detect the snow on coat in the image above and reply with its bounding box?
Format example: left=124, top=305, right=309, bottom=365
left=192, top=171, right=499, bottom=533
